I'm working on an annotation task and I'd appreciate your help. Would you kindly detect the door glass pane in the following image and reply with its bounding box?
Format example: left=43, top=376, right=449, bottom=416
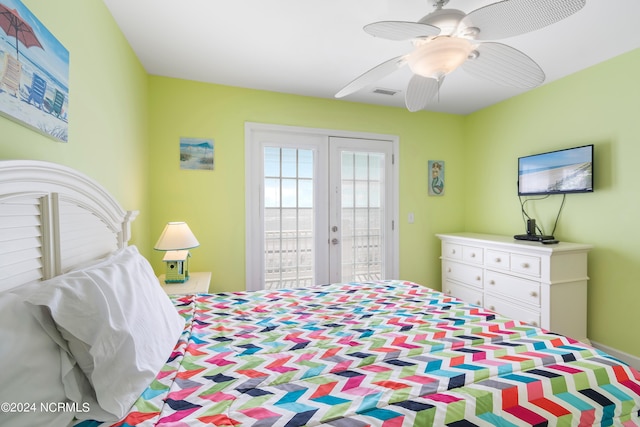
left=341, top=151, right=385, bottom=282
left=298, top=150, right=313, bottom=179
left=264, top=147, right=314, bottom=289
left=264, top=147, right=280, bottom=177
left=264, top=178, right=280, bottom=208
left=281, top=179, right=297, bottom=208
left=298, top=179, right=313, bottom=208
left=355, top=153, right=368, bottom=180
left=342, top=153, right=354, bottom=179
left=281, top=148, right=297, bottom=178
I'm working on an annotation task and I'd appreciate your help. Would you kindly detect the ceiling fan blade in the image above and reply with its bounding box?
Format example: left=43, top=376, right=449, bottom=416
left=335, top=56, right=408, bottom=98
left=405, top=75, right=441, bottom=112
left=462, top=42, right=544, bottom=88
left=462, top=0, right=586, bottom=40
left=364, top=21, right=440, bottom=41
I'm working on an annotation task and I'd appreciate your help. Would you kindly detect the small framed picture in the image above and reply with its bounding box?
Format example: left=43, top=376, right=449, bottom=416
left=428, top=160, right=444, bottom=196
left=180, top=137, right=214, bottom=170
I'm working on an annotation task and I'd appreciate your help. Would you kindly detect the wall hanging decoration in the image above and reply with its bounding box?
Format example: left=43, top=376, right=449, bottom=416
left=428, top=160, right=444, bottom=196
left=180, top=137, right=214, bottom=170
left=0, top=0, right=69, bottom=142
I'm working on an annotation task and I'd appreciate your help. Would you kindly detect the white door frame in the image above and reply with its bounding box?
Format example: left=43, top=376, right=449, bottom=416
left=245, top=122, right=399, bottom=290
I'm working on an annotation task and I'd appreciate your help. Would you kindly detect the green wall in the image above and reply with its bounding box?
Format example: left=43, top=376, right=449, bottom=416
left=464, top=48, right=640, bottom=357
left=147, top=77, right=466, bottom=292
left=0, top=0, right=150, bottom=251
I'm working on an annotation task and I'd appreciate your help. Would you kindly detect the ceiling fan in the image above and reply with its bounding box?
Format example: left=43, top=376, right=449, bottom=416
left=335, top=0, right=586, bottom=112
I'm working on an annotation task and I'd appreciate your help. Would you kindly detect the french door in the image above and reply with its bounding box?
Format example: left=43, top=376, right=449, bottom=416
left=246, top=124, right=397, bottom=291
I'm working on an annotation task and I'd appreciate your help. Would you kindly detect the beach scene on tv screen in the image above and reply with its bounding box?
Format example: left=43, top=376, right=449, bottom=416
left=519, top=147, right=593, bottom=194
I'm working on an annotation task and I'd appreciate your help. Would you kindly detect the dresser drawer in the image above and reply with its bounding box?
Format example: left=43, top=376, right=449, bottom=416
left=443, top=242, right=462, bottom=260
left=486, top=249, right=510, bottom=270
left=462, top=245, right=483, bottom=265
left=443, top=260, right=483, bottom=289
left=511, top=254, right=541, bottom=277
left=444, top=280, right=483, bottom=307
left=485, top=270, right=540, bottom=306
left=485, top=294, right=540, bottom=328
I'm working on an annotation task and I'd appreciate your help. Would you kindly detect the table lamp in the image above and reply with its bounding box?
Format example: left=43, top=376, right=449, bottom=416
left=154, top=221, right=199, bottom=283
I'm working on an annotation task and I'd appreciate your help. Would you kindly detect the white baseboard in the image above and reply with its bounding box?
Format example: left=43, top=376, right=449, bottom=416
left=590, top=340, right=640, bottom=370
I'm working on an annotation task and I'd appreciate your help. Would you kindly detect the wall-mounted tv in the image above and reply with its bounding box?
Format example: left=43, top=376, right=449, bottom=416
left=518, top=144, right=594, bottom=196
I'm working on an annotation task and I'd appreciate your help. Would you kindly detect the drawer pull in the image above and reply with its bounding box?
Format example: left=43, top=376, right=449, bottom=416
left=489, top=305, right=495, bottom=311
left=476, top=276, right=481, bottom=281
left=494, top=258, right=502, bottom=263
left=451, top=249, right=456, bottom=255
left=447, top=268, right=452, bottom=273
left=489, top=280, right=495, bottom=285
left=476, top=300, right=481, bottom=305
left=521, top=263, right=530, bottom=269
left=530, top=291, right=538, bottom=297
left=470, top=253, right=476, bottom=258
left=447, top=289, right=451, bottom=294
left=529, top=321, right=538, bottom=327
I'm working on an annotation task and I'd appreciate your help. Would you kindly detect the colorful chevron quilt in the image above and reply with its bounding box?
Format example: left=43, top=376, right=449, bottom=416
left=78, top=280, right=640, bottom=426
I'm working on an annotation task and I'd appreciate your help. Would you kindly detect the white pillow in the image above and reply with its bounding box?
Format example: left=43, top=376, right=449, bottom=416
left=0, top=292, right=76, bottom=427
left=17, top=245, right=185, bottom=421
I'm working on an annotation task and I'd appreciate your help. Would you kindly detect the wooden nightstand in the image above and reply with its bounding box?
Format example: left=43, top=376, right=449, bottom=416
left=158, top=271, right=211, bottom=295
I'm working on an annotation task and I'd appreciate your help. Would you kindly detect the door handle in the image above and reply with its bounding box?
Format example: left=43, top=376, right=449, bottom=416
left=331, top=238, right=339, bottom=245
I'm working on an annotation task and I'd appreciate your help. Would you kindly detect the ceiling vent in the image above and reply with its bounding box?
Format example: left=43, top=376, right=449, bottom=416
left=372, top=88, right=399, bottom=96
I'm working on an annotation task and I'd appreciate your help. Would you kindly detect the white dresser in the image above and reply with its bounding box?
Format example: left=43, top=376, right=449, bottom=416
left=436, top=232, right=592, bottom=342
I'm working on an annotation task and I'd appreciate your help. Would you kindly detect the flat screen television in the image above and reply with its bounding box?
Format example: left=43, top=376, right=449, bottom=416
left=518, top=144, right=594, bottom=196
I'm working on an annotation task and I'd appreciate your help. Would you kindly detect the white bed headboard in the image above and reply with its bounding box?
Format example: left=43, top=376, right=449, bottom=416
left=0, top=160, right=138, bottom=292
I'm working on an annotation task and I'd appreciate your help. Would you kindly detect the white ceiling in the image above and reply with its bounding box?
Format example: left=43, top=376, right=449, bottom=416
left=102, top=0, right=640, bottom=115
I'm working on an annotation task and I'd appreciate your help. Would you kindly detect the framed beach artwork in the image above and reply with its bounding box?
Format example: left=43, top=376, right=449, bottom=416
left=180, top=137, right=214, bottom=170
left=0, top=0, right=69, bottom=142
left=428, top=160, right=445, bottom=196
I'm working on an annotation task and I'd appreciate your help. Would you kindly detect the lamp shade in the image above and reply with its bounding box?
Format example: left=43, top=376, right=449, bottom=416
left=154, top=222, right=200, bottom=251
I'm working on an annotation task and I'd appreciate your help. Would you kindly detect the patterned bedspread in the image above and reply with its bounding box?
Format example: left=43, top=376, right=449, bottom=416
left=79, top=281, right=640, bottom=426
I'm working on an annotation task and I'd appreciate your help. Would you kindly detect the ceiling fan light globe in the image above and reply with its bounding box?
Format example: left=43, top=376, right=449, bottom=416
left=408, top=37, right=472, bottom=79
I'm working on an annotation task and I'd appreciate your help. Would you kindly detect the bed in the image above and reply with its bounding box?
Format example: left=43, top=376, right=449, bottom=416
left=1, top=160, right=639, bottom=427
